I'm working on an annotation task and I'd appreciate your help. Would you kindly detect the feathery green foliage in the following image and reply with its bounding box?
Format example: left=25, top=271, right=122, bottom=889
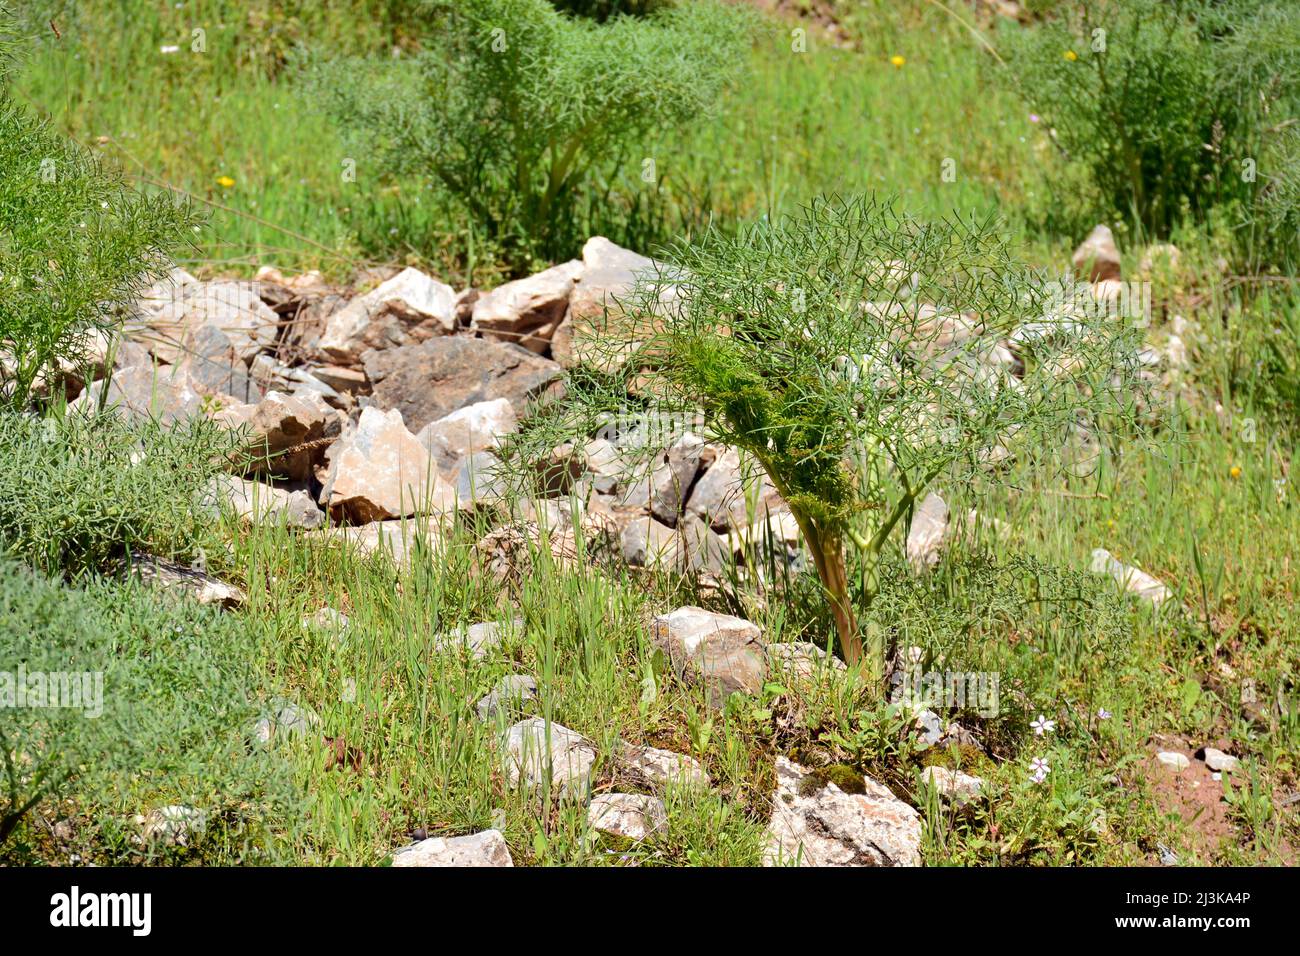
left=0, top=411, right=234, bottom=578
left=537, top=196, right=1147, bottom=672
left=312, top=0, right=752, bottom=268
left=0, top=6, right=197, bottom=410
left=1001, top=0, right=1300, bottom=267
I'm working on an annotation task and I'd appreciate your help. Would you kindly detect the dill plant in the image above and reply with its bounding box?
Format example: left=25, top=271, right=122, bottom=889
left=533, top=196, right=1146, bottom=675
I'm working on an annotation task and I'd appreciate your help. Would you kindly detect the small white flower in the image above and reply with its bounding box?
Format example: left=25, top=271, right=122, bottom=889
left=1031, top=714, right=1056, bottom=736
left=1096, top=707, right=1112, bottom=720
left=1030, top=757, right=1050, bottom=783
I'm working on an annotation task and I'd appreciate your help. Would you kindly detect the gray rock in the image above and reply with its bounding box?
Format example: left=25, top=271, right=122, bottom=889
left=1201, top=747, right=1239, bottom=773
left=471, top=260, right=583, bottom=353
left=650, top=606, right=766, bottom=706
left=475, top=675, right=539, bottom=722
left=416, top=398, right=518, bottom=474
left=920, top=766, right=985, bottom=806
left=618, top=433, right=708, bottom=525
left=1072, top=224, right=1122, bottom=283
left=74, top=363, right=203, bottom=425
left=767, top=641, right=847, bottom=683
left=587, top=794, right=668, bottom=842
left=1155, top=751, right=1190, bottom=772
left=361, top=336, right=562, bottom=433
left=319, top=406, right=456, bottom=523
left=390, top=829, right=513, bottom=867
left=906, top=491, right=949, bottom=573
left=552, top=237, right=680, bottom=372
left=301, top=606, right=349, bottom=634
left=452, top=451, right=512, bottom=509
left=207, top=475, right=324, bottom=529
left=1091, top=548, right=1173, bottom=606
left=620, top=514, right=681, bottom=569
left=318, top=267, right=456, bottom=362
left=320, top=519, right=443, bottom=568
left=127, top=278, right=277, bottom=367
left=126, top=551, right=246, bottom=609
left=434, top=620, right=514, bottom=660
left=213, top=390, right=336, bottom=483
left=140, top=805, right=208, bottom=847
left=501, top=718, right=597, bottom=798
left=253, top=700, right=320, bottom=747
left=684, top=446, right=782, bottom=532
left=765, top=756, right=922, bottom=867
left=175, top=320, right=264, bottom=404
left=619, top=742, right=710, bottom=789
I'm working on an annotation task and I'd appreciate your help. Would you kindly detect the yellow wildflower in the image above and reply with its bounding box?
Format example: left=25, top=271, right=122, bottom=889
left=216, top=175, right=235, bottom=189
left=890, top=55, right=906, bottom=68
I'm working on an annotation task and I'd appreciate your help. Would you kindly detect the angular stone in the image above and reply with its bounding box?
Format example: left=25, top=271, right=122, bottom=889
left=434, top=620, right=514, bottom=660
left=765, top=756, right=921, bottom=867
left=302, top=606, right=349, bottom=634
left=920, top=766, right=984, bottom=806
left=767, top=642, right=847, bottom=683
left=214, top=390, right=336, bottom=482
left=321, top=520, right=442, bottom=567
left=311, top=364, right=369, bottom=396
left=583, top=437, right=630, bottom=495
left=361, top=337, right=562, bottom=433
left=475, top=675, right=539, bottom=723
left=1201, top=747, right=1239, bottom=773
left=207, top=475, right=324, bottom=529
left=416, top=398, right=518, bottom=474
left=128, top=278, right=277, bottom=367
left=619, top=742, right=710, bottom=789
left=1090, top=548, right=1173, bottom=606
left=587, top=794, right=667, bottom=842
left=471, top=260, right=583, bottom=353
left=175, top=318, right=267, bottom=404
left=621, top=515, right=682, bottom=569
left=552, top=236, right=680, bottom=371
left=619, top=433, right=709, bottom=525
left=319, top=406, right=455, bottom=523
left=390, top=829, right=513, bottom=867
left=126, top=552, right=246, bottom=609
left=452, top=451, right=511, bottom=509
left=650, top=606, right=766, bottom=706
left=318, top=267, right=456, bottom=362
left=501, top=718, right=597, bottom=798
left=1155, top=751, right=1190, bottom=772
left=684, top=446, right=781, bottom=532
left=252, top=700, right=320, bottom=746
left=74, top=363, right=203, bottom=425
left=140, top=805, right=207, bottom=847
left=1072, top=224, right=1122, bottom=283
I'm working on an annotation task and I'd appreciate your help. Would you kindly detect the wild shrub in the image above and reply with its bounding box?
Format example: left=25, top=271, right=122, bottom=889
left=522, top=196, right=1145, bottom=674
left=311, top=0, right=751, bottom=268
left=0, top=411, right=234, bottom=578
left=0, top=6, right=197, bottom=410
left=0, top=557, right=299, bottom=860
left=1001, top=0, right=1300, bottom=267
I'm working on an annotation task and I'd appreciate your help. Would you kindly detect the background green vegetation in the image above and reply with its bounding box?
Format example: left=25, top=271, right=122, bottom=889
left=0, top=0, right=1295, bottom=865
